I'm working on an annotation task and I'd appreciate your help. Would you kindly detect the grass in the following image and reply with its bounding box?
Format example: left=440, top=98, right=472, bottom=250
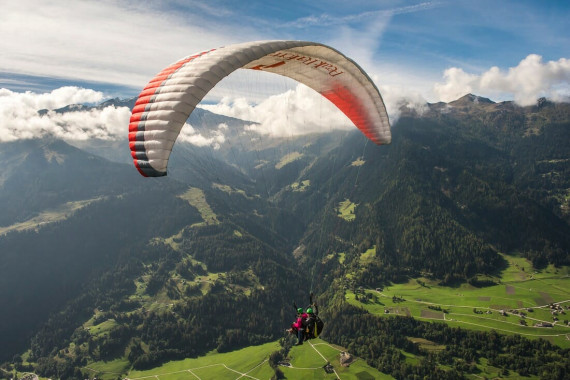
left=212, top=183, right=253, bottom=199
left=323, top=252, right=345, bottom=265
left=276, top=152, right=303, bottom=169
left=337, top=199, right=358, bottom=221
left=82, top=309, right=119, bottom=338
left=85, top=338, right=393, bottom=380
left=351, top=157, right=365, bottom=167
left=346, top=254, right=570, bottom=347
left=360, top=246, right=376, bottom=265
left=87, top=319, right=118, bottom=337
left=75, top=261, right=564, bottom=379
left=290, top=179, right=311, bottom=192
left=84, top=358, right=130, bottom=379
left=400, top=350, right=419, bottom=365
left=469, top=358, right=540, bottom=380
left=407, top=337, right=446, bottom=352
left=157, top=228, right=186, bottom=251
left=282, top=339, right=393, bottom=380
left=177, top=187, right=218, bottom=226
left=196, top=272, right=222, bottom=295
left=126, top=342, right=278, bottom=380
left=0, top=197, right=104, bottom=235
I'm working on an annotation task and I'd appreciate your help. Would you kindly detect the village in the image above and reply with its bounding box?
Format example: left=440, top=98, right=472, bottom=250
left=350, top=283, right=570, bottom=340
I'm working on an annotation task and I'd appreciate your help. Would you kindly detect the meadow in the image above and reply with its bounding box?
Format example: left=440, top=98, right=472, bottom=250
left=79, top=338, right=392, bottom=380
left=0, top=197, right=103, bottom=235
left=347, top=253, right=570, bottom=348
left=74, top=251, right=568, bottom=380
left=16, top=244, right=568, bottom=380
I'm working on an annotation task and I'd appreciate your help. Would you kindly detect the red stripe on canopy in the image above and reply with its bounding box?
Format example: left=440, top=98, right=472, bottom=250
left=321, top=85, right=380, bottom=145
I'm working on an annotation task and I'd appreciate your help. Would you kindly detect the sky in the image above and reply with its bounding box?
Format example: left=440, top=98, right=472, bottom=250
left=1, top=0, right=569, bottom=142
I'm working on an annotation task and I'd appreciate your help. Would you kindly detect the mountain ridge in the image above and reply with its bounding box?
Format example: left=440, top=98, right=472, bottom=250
left=0, top=94, right=568, bottom=378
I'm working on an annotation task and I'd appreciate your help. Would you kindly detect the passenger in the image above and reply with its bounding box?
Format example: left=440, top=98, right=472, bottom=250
left=292, top=307, right=308, bottom=345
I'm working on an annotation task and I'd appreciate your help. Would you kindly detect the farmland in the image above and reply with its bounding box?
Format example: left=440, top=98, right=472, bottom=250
left=346, top=254, right=570, bottom=348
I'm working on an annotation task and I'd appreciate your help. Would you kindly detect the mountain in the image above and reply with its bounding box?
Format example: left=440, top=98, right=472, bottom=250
left=271, top=95, right=569, bottom=284
left=0, top=139, right=140, bottom=227
left=448, top=93, right=495, bottom=106
left=37, top=97, right=137, bottom=116
left=0, top=135, right=309, bottom=366
left=0, top=139, right=192, bottom=358
left=0, top=94, right=569, bottom=378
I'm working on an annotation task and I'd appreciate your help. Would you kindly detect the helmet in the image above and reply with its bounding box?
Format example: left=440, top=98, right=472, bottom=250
left=297, top=308, right=303, bottom=313
left=307, top=308, right=313, bottom=314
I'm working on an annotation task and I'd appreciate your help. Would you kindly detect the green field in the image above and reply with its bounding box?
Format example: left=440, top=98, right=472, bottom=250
left=86, top=318, right=118, bottom=337
left=290, top=179, right=311, bottom=192
left=276, top=151, right=303, bottom=169
left=177, top=187, right=219, bottom=226
left=78, top=339, right=394, bottom=380
left=337, top=199, right=358, bottom=221
left=78, top=339, right=391, bottom=380
left=0, top=197, right=104, bottom=235
left=282, top=339, right=393, bottom=380
left=212, top=183, right=253, bottom=199
left=347, top=253, right=570, bottom=348
left=124, top=342, right=277, bottom=380
left=360, top=246, right=376, bottom=265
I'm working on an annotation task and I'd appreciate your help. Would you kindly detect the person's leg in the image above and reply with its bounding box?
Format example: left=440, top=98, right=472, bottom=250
left=296, top=328, right=304, bottom=345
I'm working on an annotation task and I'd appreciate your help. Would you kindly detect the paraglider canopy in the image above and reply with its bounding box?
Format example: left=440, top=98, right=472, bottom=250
left=129, top=40, right=391, bottom=177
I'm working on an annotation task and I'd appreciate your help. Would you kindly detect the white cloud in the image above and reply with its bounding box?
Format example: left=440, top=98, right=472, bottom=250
left=0, top=86, right=103, bottom=113
left=434, top=55, right=570, bottom=105
left=0, top=0, right=256, bottom=89
left=0, top=83, right=385, bottom=145
left=379, top=84, right=428, bottom=123
left=200, top=84, right=354, bottom=138
left=202, top=79, right=433, bottom=134
left=3, top=51, right=568, bottom=146
left=433, top=68, right=478, bottom=103
left=177, top=122, right=227, bottom=149
left=284, top=2, right=438, bottom=28
left=0, top=87, right=129, bottom=142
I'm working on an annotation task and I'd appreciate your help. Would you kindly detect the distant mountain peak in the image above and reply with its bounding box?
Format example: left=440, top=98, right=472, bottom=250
left=450, top=93, right=495, bottom=106
left=37, top=97, right=136, bottom=116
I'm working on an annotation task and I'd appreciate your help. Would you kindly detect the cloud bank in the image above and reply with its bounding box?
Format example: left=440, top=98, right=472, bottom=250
left=0, top=87, right=129, bottom=142
left=200, top=84, right=354, bottom=138
left=178, top=123, right=227, bottom=149
left=0, top=84, right=354, bottom=145
left=2, top=53, right=570, bottom=145
left=434, top=55, right=570, bottom=105
left=0, top=0, right=256, bottom=91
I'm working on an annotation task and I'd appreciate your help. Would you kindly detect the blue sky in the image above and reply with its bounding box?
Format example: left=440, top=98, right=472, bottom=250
left=0, top=0, right=569, bottom=141
left=1, top=0, right=568, bottom=98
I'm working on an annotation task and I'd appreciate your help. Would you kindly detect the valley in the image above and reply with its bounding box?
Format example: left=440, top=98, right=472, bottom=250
left=1, top=95, right=569, bottom=379
left=0, top=197, right=104, bottom=236
left=346, top=255, right=570, bottom=348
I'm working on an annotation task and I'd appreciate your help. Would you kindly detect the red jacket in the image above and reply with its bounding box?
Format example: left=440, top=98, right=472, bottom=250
left=292, top=313, right=308, bottom=330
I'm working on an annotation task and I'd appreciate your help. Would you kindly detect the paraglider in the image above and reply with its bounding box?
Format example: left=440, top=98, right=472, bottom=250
left=129, top=40, right=391, bottom=177
left=288, top=292, right=323, bottom=343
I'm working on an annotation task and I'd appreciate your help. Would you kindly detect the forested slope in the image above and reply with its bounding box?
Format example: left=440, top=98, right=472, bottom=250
left=1, top=95, right=568, bottom=379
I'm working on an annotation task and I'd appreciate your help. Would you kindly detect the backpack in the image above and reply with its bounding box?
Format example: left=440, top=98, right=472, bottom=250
left=305, top=315, right=324, bottom=339
left=314, top=316, right=324, bottom=337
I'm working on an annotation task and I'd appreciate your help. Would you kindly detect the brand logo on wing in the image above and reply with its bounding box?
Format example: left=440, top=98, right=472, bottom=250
left=249, top=51, right=344, bottom=77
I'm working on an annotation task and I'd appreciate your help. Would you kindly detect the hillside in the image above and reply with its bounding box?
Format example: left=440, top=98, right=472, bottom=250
left=0, top=94, right=569, bottom=379
left=72, top=338, right=393, bottom=380
left=278, top=95, right=569, bottom=289
left=0, top=139, right=139, bottom=227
